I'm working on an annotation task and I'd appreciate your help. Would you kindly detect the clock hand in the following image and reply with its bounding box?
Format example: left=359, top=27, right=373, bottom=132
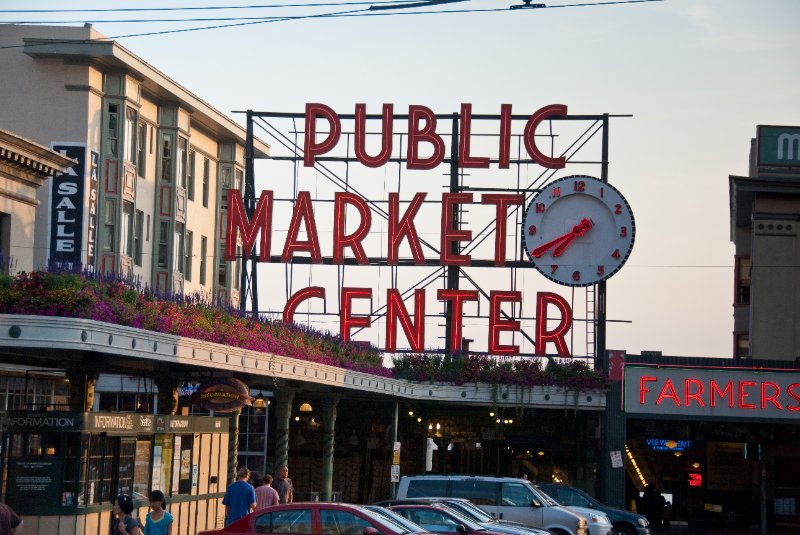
left=531, top=218, right=593, bottom=258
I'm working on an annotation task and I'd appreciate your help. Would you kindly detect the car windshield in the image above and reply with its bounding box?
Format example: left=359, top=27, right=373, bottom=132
left=394, top=507, right=486, bottom=532
left=441, top=501, right=494, bottom=522
left=528, top=485, right=558, bottom=507
left=364, top=506, right=424, bottom=533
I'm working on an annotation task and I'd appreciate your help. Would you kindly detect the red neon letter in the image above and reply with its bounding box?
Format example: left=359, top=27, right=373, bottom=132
left=283, top=286, right=326, bottom=325
left=385, top=289, right=426, bottom=352
left=440, top=193, right=473, bottom=266
left=459, top=103, right=490, bottom=168
left=684, top=378, right=705, bottom=407
left=333, top=192, right=371, bottom=265
left=524, top=104, right=567, bottom=169
left=407, top=105, right=445, bottom=170
left=761, top=381, right=782, bottom=410
left=355, top=103, right=393, bottom=167
left=482, top=194, right=523, bottom=266
left=388, top=192, right=426, bottom=265
left=499, top=104, right=512, bottom=169
left=488, top=291, right=521, bottom=355
left=787, top=384, right=800, bottom=411
left=437, top=289, right=479, bottom=352
left=639, top=376, right=657, bottom=405
left=739, top=380, right=756, bottom=409
left=340, top=287, right=372, bottom=343
left=656, top=379, right=681, bottom=406
left=225, top=189, right=273, bottom=261
left=304, top=103, right=341, bottom=167
left=281, top=191, right=322, bottom=263
left=534, top=292, right=572, bottom=357
left=710, top=380, right=734, bottom=408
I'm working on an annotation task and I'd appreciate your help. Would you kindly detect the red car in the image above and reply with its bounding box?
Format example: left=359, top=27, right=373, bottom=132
left=199, top=502, right=432, bottom=535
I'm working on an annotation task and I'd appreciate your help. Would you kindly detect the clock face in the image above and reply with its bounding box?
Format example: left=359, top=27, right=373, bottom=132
left=522, top=175, right=635, bottom=287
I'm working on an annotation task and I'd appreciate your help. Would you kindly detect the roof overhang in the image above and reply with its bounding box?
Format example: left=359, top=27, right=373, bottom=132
left=729, top=174, right=800, bottom=238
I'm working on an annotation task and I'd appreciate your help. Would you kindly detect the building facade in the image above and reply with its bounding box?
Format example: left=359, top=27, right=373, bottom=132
left=0, top=24, right=269, bottom=304
left=729, top=125, right=800, bottom=360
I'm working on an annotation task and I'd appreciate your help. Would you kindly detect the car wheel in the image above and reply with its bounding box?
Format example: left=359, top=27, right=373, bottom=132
left=613, top=525, right=637, bottom=535
left=548, top=529, right=569, bottom=535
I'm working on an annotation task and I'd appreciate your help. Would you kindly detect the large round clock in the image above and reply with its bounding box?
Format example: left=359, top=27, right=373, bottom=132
left=522, top=175, right=635, bottom=287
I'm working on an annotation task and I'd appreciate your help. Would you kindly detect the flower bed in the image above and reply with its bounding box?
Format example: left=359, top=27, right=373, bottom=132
left=0, top=270, right=608, bottom=390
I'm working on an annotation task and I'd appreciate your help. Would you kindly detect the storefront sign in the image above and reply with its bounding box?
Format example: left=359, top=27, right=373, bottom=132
left=49, top=144, right=86, bottom=266
left=191, top=378, right=253, bottom=413
left=624, top=365, right=800, bottom=421
left=645, top=438, right=692, bottom=452
left=758, top=125, right=800, bottom=167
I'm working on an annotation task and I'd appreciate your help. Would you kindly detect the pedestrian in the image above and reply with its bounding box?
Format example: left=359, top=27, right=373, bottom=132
left=144, top=490, right=173, bottom=535
left=256, top=474, right=281, bottom=510
left=222, top=467, right=257, bottom=526
left=272, top=465, right=294, bottom=504
left=111, top=494, right=142, bottom=535
left=0, top=502, right=23, bottom=535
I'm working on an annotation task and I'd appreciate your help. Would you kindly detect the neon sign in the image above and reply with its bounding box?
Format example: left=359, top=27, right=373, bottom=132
left=646, top=439, right=692, bottom=452
left=688, top=473, right=702, bottom=487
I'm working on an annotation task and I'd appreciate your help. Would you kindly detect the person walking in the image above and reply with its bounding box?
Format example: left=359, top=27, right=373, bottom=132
left=223, top=467, right=257, bottom=526
left=111, top=495, right=142, bottom=535
left=272, top=466, right=294, bottom=504
left=255, top=474, right=281, bottom=510
left=144, top=490, right=173, bottom=535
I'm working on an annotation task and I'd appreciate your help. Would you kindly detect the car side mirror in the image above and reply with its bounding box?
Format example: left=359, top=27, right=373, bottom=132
left=364, top=527, right=380, bottom=535
left=531, top=500, right=542, bottom=508
left=456, top=525, right=467, bottom=533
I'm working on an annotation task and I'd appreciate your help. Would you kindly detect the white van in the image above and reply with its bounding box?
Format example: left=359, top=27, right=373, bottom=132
left=396, top=475, right=595, bottom=535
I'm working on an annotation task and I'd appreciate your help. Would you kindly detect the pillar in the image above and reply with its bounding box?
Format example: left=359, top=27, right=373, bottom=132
left=153, top=371, right=180, bottom=415
left=600, top=351, right=626, bottom=507
left=227, top=408, right=242, bottom=484
left=321, top=395, right=340, bottom=501
left=65, top=369, right=99, bottom=412
left=275, top=388, right=296, bottom=471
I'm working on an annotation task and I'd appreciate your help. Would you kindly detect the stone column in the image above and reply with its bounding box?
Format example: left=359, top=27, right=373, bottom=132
left=227, top=408, right=242, bottom=484
left=153, top=372, right=180, bottom=415
left=65, top=369, right=99, bottom=412
left=275, top=388, right=296, bottom=471
left=320, top=395, right=340, bottom=501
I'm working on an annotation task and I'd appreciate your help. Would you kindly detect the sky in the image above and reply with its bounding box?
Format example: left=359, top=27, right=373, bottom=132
left=3, top=0, right=800, bottom=360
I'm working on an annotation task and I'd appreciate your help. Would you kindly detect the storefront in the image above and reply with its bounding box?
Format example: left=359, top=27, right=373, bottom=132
left=1, top=410, right=230, bottom=534
left=621, top=357, right=800, bottom=532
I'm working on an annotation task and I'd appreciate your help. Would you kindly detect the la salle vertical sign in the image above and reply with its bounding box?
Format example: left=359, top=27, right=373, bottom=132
left=49, top=144, right=85, bottom=266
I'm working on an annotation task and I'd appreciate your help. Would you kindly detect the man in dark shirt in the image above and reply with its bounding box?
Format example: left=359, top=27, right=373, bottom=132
left=272, top=465, right=294, bottom=504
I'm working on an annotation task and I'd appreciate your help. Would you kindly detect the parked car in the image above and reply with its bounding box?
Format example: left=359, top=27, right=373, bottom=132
left=364, top=505, right=435, bottom=533
left=374, top=498, right=551, bottom=535
left=198, top=502, right=432, bottom=535
left=536, top=484, right=650, bottom=535
left=396, top=475, right=591, bottom=535
left=387, top=504, right=511, bottom=535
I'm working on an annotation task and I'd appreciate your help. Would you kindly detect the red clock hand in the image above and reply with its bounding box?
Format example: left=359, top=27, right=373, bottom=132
left=531, top=218, right=593, bottom=258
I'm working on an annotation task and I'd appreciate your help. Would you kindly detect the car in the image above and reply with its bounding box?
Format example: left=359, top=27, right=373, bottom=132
left=373, top=498, right=551, bottom=535
left=364, top=505, right=435, bottom=532
left=387, top=504, right=511, bottom=535
left=535, top=484, right=651, bottom=535
left=198, top=502, right=432, bottom=535
left=396, top=475, right=590, bottom=535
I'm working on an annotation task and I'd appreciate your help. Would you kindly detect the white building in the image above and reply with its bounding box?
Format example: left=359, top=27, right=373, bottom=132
left=0, top=24, right=269, bottom=305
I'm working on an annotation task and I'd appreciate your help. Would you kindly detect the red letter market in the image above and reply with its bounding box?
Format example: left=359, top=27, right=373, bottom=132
left=226, top=103, right=577, bottom=357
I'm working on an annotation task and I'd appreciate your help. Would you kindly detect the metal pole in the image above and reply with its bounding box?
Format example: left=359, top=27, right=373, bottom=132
left=242, top=110, right=259, bottom=318
left=445, top=113, right=460, bottom=355
left=597, top=113, right=609, bottom=369
left=391, top=401, right=399, bottom=498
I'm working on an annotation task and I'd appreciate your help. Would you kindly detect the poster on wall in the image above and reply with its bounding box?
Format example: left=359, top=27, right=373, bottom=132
left=5, top=458, right=63, bottom=515
left=706, top=442, right=749, bottom=491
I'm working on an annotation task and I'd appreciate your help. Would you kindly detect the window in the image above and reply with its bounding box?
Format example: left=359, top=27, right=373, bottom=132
left=177, top=137, right=188, bottom=189
left=158, top=221, right=169, bottom=268
left=134, top=210, right=144, bottom=266
left=187, top=150, right=196, bottom=201
left=107, top=103, right=119, bottom=157
left=121, top=202, right=134, bottom=257
left=234, top=245, right=242, bottom=291
left=103, top=200, right=116, bottom=252
left=124, top=107, right=137, bottom=163
left=185, top=230, right=193, bottom=282
left=735, top=256, right=751, bottom=305
left=255, top=508, right=312, bottom=535
left=218, top=244, right=227, bottom=287
left=407, top=479, right=449, bottom=498
left=174, top=222, right=185, bottom=273
left=86, top=434, right=118, bottom=505
left=320, top=509, right=373, bottom=535
left=220, top=166, right=232, bottom=209
left=450, top=480, right=497, bottom=505
left=137, top=122, right=147, bottom=174
left=501, top=482, right=535, bottom=507
left=202, top=157, right=210, bottom=208
left=0, top=212, right=10, bottom=274
left=734, top=333, right=750, bottom=359
left=160, top=133, right=173, bottom=182
left=200, top=236, right=208, bottom=286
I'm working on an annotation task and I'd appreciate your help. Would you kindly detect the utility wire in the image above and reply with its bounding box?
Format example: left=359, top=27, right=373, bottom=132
left=0, top=1, right=412, bottom=13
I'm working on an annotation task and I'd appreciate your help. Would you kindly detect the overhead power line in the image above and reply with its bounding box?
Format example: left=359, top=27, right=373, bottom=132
left=0, top=1, right=410, bottom=13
